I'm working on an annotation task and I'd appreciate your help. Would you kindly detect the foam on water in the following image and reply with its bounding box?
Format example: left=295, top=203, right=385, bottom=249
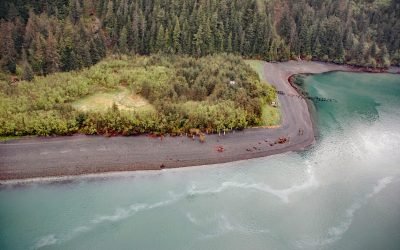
left=32, top=234, right=57, bottom=249
left=32, top=196, right=181, bottom=249
left=185, top=213, right=270, bottom=239
left=188, top=162, right=318, bottom=203
left=296, top=176, right=395, bottom=248
left=32, top=161, right=318, bottom=249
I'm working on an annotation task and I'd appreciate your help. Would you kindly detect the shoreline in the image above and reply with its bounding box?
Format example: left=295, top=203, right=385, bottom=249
left=1, top=61, right=398, bottom=182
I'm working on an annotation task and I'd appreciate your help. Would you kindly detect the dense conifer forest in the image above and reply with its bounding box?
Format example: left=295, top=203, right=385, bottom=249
left=1, top=0, right=399, bottom=77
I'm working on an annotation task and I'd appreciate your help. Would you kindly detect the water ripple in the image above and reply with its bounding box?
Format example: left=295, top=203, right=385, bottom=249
left=296, top=176, right=394, bottom=248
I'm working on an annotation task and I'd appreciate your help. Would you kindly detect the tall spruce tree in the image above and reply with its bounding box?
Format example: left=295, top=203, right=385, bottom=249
left=44, top=32, right=60, bottom=74
left=119, top=26, right=128, bottom=54
left=0, top=22, right=17, bottom=73
left=172, top=17, right=182, bottom=54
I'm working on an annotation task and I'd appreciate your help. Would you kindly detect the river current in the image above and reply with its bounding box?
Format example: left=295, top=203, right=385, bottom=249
left=1, top=72, right=400, bottom=250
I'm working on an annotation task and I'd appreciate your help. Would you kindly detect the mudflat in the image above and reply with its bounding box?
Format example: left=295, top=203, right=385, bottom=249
left=0, top=61, right=380, bottom=181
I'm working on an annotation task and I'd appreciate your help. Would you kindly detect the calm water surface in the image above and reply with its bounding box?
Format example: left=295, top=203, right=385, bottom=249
left=1, top=72, right=400, bottom=250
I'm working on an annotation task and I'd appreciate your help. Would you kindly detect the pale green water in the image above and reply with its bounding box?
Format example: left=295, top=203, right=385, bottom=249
left=1, top=72, right=400, bottom=250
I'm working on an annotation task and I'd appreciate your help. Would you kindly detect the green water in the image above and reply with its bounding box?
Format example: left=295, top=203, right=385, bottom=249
left=1, top=72, right=400, bottom=250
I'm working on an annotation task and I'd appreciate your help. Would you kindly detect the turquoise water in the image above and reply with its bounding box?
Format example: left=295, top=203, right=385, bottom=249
left=1, top=72, right=400, bottom=250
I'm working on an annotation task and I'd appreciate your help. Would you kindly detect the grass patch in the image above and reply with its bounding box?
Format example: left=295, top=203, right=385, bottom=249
left=245, top=59, right=281, bottom=126
left=261, top=104, right=281, bottom=126
left=71, top=87, right=155, bottom=113
left=245, top=60, right=265, bottom=79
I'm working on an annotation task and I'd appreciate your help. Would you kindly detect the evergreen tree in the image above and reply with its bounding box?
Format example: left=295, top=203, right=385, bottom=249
left=0, top=22, right=17, bottom=73
left=172, top=17, right=182, bottom=54
left=379, top=45, right=390, bottom=68
left=203, top=18, right=213, bottom=54
left=193, top=25, right=203, bottom=56
left=156, top=24, right=166, bottom=53
left=355, top=39, right=366, bottom=65
left=12, top=17, right=25, bottom=56
left=70, top=0, right=82, bottom=24
left=227, top=32, right=233, bottom=53
left=89, top=39, right=101, bottom=64
left=22, top=60, right=34, bottom=81
left=29, top=34, right=45, bottom=74
left=314, top=37, right=322, bottom=59
left=336, top=40, right=345, bottom=64
left=119, top=26, right=128, bottom=54
left=81, top=42, right=93, bottom=67
left=164, top=27, right=171, bottom=53
left=370, top=42, right=378, bottom=58
left=44, top=32, right=60, bottom=74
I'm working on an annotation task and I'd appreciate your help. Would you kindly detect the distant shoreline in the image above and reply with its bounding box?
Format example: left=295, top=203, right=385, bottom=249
left=1, top=61, right=398, bottom=182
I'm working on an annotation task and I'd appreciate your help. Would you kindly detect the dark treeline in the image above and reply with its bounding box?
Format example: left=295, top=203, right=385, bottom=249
left=1, top=0, right=399, bottom=77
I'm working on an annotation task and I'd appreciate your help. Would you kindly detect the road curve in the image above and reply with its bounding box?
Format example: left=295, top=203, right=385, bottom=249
left=0, top=61, right=353, bottom=181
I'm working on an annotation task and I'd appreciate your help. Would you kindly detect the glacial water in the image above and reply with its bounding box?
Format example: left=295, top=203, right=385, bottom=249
left=1, top=72, right=400, bottom=250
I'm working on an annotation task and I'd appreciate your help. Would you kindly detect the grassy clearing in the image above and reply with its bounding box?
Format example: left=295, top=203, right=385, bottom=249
left=72, top=87, right=155, bottom=113
left=245, top=60, right=281, bottom=126
left=245, top=60, right=265, bottom=80
left=261, top=105, right=281, bottom=126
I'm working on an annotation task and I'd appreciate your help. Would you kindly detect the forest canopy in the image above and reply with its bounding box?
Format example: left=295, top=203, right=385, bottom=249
left=0, top=0, right=399, bottom=76
left=0, top=54, right=278, bottom=136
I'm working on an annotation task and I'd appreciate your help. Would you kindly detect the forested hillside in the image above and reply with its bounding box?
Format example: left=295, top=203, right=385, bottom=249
left=1, top=0, right=399, bottom=77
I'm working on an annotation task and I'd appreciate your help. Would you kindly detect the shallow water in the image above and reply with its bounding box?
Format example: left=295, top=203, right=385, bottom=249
left=1, top=72, right=400, bottom=250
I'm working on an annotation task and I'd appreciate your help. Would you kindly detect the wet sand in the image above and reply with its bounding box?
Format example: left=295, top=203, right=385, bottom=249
left=0, top=61, right=394, bottom=181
